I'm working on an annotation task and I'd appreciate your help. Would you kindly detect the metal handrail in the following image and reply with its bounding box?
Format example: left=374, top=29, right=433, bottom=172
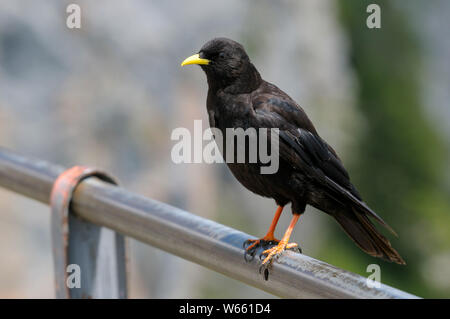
left=0, top=147, right=419, bottom=298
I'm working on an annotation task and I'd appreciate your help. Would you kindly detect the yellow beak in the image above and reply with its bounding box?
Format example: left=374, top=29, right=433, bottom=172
left=181, top=53, right=210, bottom=67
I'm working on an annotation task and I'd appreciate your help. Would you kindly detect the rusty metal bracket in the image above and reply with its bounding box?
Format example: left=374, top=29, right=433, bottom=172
left=50, top=166, right=127, bottom=299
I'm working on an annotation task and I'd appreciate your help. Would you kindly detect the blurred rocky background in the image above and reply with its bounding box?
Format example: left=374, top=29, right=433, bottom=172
left=0, top=0, right=449, bottom=298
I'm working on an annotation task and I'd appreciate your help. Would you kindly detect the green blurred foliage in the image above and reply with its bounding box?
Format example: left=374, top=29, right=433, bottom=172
left=318, top=0, right=450, bottom=297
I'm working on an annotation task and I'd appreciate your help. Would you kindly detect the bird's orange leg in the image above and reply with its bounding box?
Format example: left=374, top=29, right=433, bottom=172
left=261, top=213, right=300, bottom=266
left=244, top=206, right=284, bottom=252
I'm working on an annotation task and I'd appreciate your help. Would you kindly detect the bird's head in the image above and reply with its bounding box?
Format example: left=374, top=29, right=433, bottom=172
left=181, top=38, right=261, bottom=92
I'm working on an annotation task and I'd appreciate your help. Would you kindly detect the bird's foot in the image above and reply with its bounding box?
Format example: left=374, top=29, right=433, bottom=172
left=260, top=241, right=300, bottom=266
left=258, top=241, right=301, bottom=281
left=243, top=236, right=280, bottom=262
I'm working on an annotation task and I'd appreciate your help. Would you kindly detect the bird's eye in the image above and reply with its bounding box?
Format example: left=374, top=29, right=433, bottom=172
left=218, top=52, right=226, bottom=59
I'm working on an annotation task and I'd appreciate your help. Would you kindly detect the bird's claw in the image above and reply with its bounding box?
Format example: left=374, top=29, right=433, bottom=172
left=289, top=244, right=302, bottom=254
left=259, top=263, right=270, bottom=281
left=243, top=238, right=280, bottom=262
left=244, top=238, right=302, bottom=280
left=260, top=242, right=300, bottom=266
left=258, top=245, right=299, bottom=281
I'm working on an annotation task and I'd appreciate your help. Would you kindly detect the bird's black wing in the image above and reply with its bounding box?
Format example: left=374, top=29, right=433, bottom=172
left=252, top=94, right=351, bottom=190
left=252, top=96, right=396, bottom=235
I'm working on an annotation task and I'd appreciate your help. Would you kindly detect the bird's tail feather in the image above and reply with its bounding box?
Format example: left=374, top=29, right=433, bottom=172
left=324, top=176, right=398, bottom=236
left=333, top=208, right=406, bottom=265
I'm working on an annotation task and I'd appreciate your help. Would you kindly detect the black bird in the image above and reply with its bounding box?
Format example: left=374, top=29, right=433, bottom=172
left=181, top=37, right=405, bottom=266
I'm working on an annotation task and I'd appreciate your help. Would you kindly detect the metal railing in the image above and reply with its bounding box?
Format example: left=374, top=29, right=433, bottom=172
left=0, top=147, right=418, bottom=299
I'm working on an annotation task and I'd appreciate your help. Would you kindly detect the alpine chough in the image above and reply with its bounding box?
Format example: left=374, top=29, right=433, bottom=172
left=181, top=37, right=405, bottom=267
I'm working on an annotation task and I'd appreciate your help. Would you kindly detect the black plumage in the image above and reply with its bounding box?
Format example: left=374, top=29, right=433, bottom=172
left=181, top=37, right=405, bottom=265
